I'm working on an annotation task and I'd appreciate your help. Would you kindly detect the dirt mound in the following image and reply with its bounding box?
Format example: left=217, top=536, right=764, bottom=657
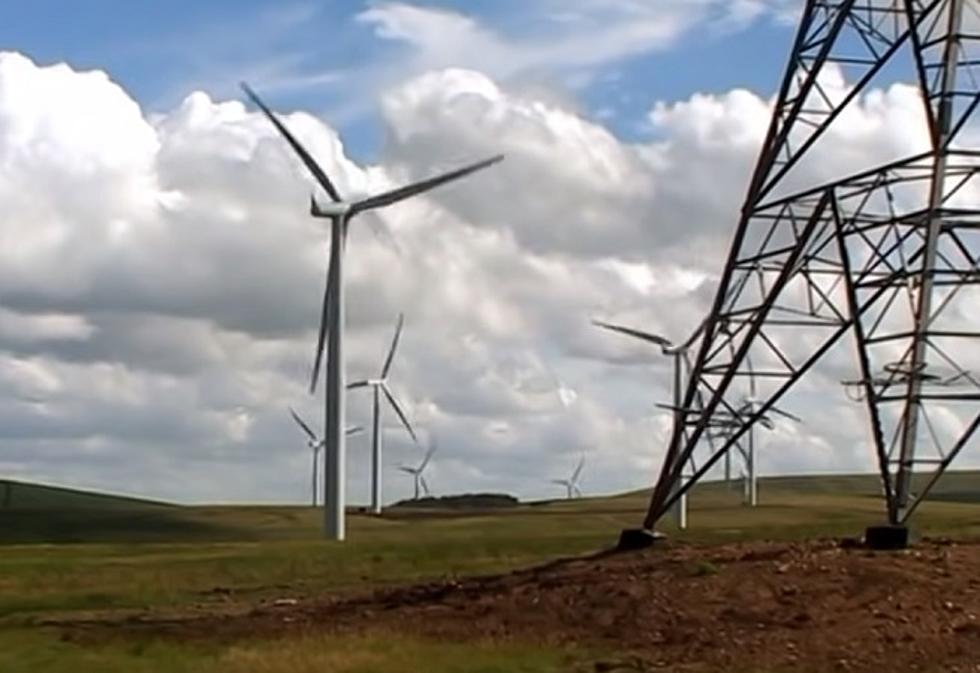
left=65, top=538, right=980, bottom=672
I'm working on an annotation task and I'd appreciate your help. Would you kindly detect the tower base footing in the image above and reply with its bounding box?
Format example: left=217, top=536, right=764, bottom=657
left=617, top=528, right=666, bottom=551
left=864, top=525, right=909, bottom=550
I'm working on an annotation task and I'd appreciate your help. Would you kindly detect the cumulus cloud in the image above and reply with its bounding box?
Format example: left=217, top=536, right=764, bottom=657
left=0, top=46, right=973, bottom=508
left=303, top=0, right=802, bottom=125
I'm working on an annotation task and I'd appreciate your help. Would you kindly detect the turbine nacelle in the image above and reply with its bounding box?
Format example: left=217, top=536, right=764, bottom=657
left=310, top=197, right=352, bottom=218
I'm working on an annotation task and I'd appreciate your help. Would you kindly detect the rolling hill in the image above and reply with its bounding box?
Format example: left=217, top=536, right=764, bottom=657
left=1, top=469, right=978, bottom=544
left=0, top=479, right=172, bottom=511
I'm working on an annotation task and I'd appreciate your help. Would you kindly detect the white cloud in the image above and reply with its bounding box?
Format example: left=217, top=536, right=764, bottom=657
left=0, top=49, right=975, bottom=510
left=356, top=1, right=698, bottom=79
left=301, top=0, right=800, bottom=125
left=349, top=0, right=804, bottom=101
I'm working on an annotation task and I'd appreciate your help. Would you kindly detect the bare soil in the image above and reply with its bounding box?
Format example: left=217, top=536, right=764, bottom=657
left=57, top=538, right=980, bottom=672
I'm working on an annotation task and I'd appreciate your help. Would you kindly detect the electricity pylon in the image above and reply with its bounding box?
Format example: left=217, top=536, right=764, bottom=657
left=622, top=0, right=980, bottom=551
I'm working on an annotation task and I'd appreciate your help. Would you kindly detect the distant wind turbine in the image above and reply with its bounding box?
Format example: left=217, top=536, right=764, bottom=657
left=243, top=82, right=502, bottom=540
left=593, top=317, right=709, bottom=529
left=289, top=407, right=362, bottom=507
left=551, top=455, right=585, bottom=499
left=348, top=313, right=418, bottom=514
left=712, top=358, right=801, bottom=507
left=399, top=437, right=436, bottom=500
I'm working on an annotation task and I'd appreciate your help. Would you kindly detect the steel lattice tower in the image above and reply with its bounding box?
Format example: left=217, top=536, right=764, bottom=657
left=624, top=0, right=980, bottom=548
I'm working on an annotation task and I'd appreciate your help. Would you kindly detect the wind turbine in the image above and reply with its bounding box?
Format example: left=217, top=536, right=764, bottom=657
left=242, top=83, right=502, bottom=540
left=593, top=318, right=708, bottom=529
left=289, top=407, right=362, bottom=507
left=715, top=360, right=801, bottom=507
left=348, top=313, right=418, bottom=514
left=399, top=437, right=436, bottom=500
left=551, top=455, right=585, bottom=499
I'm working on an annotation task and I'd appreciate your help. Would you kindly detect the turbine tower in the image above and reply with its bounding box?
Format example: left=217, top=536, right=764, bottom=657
left=242, top=83, right=502, bottom=540
left=551, top=455, right=585, bottom=499
left=399, top=438, right=436, bottom=500
left=289, top=407, right=362, bottom=507
left=348, top=313, right=418, bottom=514
left=622, top=0, right=980, bottom=551
left=736, top=360, right=802, bottom=507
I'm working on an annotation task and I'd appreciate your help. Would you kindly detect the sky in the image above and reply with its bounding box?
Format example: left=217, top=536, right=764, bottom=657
left=0, top=0, right=799, bottom=157
left=0, top=0, right=974, bottom=506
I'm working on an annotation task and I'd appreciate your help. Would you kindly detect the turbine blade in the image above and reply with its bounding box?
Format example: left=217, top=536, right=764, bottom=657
left=420, top=440, right=436, bottom=471
left=346, top=426, right=364, bottom=436
left=382, top=384, right=418, bottom=443
left=381, top=313, right=405, bottom=379
left=309, top=221, right=349, bottom=394
left=347, top=380, right=371, bottom=390
left=592, top=320, right=672, bottom=349
left=365, top=214, right=403, bottom=258
left=240, top=82, right=343, bottom=203
left=574, top=486, right=583, bottom=497
left=571, top=455, right=585, bottom=482
left=420, top=475, right=430, bottom=496
left=550, top=479, right=568, bottom=486
left=397, top=466, right=416, bottom=474
left=309, top=267, right=331, bottom=394
left=288, top=406, right=318, bottom=443
left=769, top=406, right=803, bottom=423
left=350, top=155, right=503, bottom=214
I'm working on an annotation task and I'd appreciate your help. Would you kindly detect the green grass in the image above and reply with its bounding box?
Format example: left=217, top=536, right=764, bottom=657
left=4, top=471, right=980, bottom=624
left=0, top=629, right=578, bottom=673
left=1, top=471, right=979, bottom=671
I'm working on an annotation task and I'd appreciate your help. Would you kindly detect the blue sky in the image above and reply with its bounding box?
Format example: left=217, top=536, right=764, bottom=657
left=0, top=1, right=798, bottom=159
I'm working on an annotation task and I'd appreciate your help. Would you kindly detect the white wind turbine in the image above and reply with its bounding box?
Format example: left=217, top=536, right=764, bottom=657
left=593, top=318, right=708, bottom=529
left=289, top=407, right=362, bottom=507
left=713, top=359, right=801, bottom=507
left=242, top=83, right=502, bottom=540
left=399, top=437, right=436, bottom=500
left=348, top=313, right=418, bottom=514
left=551, top=455, right=585, bottom=499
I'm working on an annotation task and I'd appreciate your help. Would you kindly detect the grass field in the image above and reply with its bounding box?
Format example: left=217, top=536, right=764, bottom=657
left=1, top=472, right=979, bottom=672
